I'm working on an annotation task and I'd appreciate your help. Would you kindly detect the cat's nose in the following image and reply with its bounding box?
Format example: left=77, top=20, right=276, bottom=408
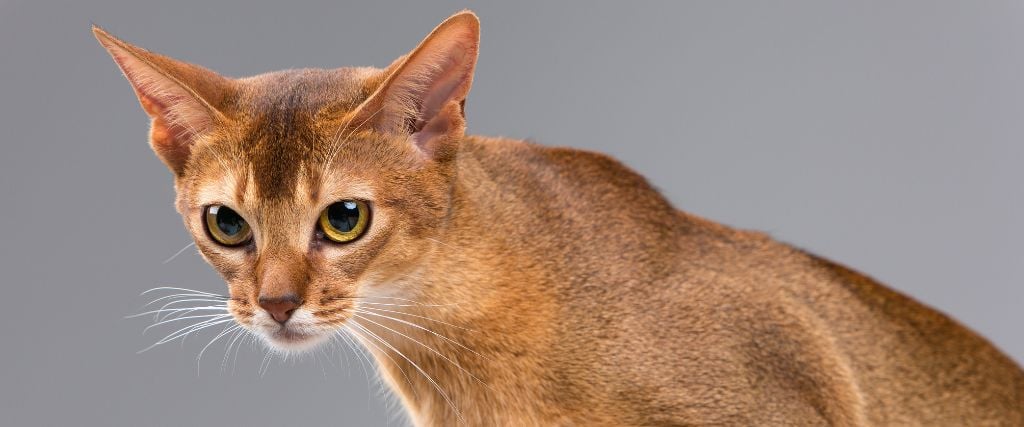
left=259, top=295, right=301, bottom=324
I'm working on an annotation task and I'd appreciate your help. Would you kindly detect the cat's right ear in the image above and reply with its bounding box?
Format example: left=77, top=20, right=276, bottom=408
left=93, top=26, right=233, bottom=175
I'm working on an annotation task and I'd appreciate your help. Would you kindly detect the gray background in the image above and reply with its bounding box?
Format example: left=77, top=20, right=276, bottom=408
left=1, top=1, right=1021, bottom=425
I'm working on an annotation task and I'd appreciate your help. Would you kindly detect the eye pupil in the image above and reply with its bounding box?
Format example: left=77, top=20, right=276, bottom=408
left=327, top=202, right=361, bottom=232
left=215, top=208, right=244, bottom=236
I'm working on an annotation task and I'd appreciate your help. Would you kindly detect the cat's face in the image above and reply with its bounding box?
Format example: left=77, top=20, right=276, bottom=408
left=96, top=12, right=480, bottom=352
left=178, top=108, right=454, bottom=351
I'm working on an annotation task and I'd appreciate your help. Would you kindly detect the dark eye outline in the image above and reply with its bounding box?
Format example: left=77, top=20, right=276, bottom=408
left=203, top=205, right=253, bottom=247
left=318, top=200, right=371, bottom=244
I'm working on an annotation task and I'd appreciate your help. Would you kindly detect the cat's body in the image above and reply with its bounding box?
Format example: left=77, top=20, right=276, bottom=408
left=95, top=11, right=1023, bottom=426
left=379, top=136, right=1024, bottom=425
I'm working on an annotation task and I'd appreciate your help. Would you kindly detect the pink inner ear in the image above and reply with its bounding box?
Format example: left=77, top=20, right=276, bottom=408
left=102, top=42, right=214, bottom=133
left=411, top=100, right=464, bottom=158
left=415, top=51, right=472, bottom=129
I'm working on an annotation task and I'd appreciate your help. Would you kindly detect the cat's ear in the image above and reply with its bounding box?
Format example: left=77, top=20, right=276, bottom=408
left=93, top=26, right=233, bottom=175
left=350, top=11, right=480, bottom=160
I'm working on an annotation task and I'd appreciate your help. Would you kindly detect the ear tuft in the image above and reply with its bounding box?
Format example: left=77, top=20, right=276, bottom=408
left=93, top=26, right=232, bottom=174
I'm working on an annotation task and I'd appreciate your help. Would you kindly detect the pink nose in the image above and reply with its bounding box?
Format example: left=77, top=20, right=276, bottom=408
left=258, top=295, right=301, bottom=324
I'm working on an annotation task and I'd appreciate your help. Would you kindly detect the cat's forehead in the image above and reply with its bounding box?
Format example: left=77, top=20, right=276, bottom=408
left=212, top=67, right=385, bottom=200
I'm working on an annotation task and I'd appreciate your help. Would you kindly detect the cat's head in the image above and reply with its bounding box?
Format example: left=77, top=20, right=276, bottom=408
left=95, top=12, right=480, bottom=352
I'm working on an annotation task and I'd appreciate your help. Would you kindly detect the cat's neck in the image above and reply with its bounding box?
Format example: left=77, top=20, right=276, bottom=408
left=353, top=136, right=693, bottom=424
left=353, top=138, right=553, bottom=424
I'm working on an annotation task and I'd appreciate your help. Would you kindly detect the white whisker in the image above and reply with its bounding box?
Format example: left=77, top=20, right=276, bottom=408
left=348, top=320, right=465, bottom=423
left=332, top=330, right=371, bottom=381
left=142, top=313, right=231, bottom=334
left=360, top=295, right=460, bottom=307
left=319, top=104, right=388, bottom=189
left=137, top=317, right=233, bottom=354
left=151, top=299, right=229, bottom=321
left=259, top=348, right=274, bottom=377
left=142, top=293, right=227, bottom=308
left=221, top=327, right=247, bottom=373
left=141, top=286, right=225, bottom=297
left=352, top=308, right=487, bottom=361
left=356, top=301, right=458, bottom=308
left=162, top=242, right=196, bottom=264
left=358, top=305, right=476, bottom=332
left=233, top=329, right=257, bottom=375
left=424, top=237, right=455, bottom=249
left=127, top=306, right=229, bottom=320
left=351, top=313, right=488, bottom=387
left=197, top=324, right=243, bottom=369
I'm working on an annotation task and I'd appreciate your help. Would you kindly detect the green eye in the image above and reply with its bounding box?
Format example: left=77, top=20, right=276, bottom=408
left=204, top=205, right=252, bottom=246
left=319, top=200, right=369, bottom=243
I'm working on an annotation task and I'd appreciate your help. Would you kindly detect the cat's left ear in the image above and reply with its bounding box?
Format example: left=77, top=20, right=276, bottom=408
left=350, top=11, right=480, bottom=160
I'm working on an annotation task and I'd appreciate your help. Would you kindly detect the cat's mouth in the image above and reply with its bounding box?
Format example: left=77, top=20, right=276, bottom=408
left=252, top=310, right=331, bottom=352
left=269, top=326, right=317, bottom=344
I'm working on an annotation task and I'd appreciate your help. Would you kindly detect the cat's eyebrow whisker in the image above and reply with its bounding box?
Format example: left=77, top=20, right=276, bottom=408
left=351, top=308, right=488, bottom=362
left=162, top=241, right=196, bottom=264
left=318, top=104, right=388, bottom=189
left=137, top=317, right=234, bottom=354
left=347, top=320, right=465, bottom=423
left=318, top=121, right=355, bottom=187
left=207, top=146, right=237, bottom=183
left=350, top=312, right=489, bottom=388
left=319, top=111, right=359, bottom=176
left=357, top=305, right=476, bottom=332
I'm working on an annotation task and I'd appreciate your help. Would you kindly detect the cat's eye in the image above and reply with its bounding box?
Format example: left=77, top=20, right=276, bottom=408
left=319, top=200, right=370, bottom=243
left=204, top=205, right=252, bottom=247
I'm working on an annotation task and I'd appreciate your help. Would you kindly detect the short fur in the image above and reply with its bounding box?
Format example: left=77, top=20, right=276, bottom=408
left=95, top=11, right=1024, bottom=426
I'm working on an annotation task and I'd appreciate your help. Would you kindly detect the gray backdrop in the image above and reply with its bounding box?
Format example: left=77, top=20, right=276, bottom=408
left=1, top=1, right=1021, bottom=426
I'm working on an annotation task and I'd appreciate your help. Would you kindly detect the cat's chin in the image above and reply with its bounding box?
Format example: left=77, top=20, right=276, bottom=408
left=259, top=326, right=328, bottom=353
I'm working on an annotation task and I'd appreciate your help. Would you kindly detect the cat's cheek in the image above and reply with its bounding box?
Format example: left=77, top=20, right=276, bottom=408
left=226, top=299, right=256, bottom=326
left=193, top=240, right=255, bottom=279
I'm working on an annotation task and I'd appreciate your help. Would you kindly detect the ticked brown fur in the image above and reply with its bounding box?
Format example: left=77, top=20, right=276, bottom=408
left=96, top=11, right=1024, bottom=426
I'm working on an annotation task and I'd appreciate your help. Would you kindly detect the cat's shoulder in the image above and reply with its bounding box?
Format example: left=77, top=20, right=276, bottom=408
left=460, top=136, right=656, bottom=192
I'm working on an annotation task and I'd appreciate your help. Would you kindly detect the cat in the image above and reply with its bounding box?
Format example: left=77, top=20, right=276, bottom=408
left=95, top=10, right=1023, bottom=426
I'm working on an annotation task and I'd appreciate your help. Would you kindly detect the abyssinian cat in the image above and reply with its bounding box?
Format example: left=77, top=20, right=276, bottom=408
left=95, top=10, right=1023, bottom=426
